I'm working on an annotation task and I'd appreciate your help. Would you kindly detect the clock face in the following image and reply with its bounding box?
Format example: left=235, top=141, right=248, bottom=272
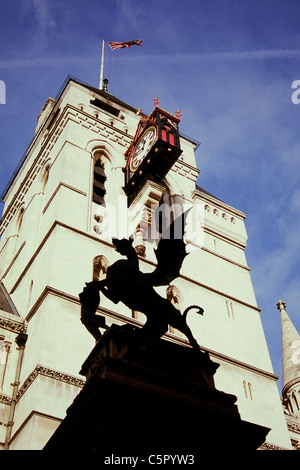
left=129, top=126, right=156, bottom=173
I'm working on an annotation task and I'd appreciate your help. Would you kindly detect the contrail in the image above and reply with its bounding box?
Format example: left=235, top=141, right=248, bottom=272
left=145, top=48, right=300, bottom=63
left=0, top=48, right=300, bottom=69
left=0, top=56, right=94, bottom=69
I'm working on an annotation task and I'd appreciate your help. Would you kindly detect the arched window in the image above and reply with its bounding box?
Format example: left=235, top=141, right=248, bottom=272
left=290, top=389, right=300, bottom=413
left=243, top=380, right=248, bottom=398
left=16, top=203, right=25, bottom=233
left=243, top=380, right=253, bottom=400
left=0, top=339, right=10, bottom=390
left=248, top=382, right=253, bottom=400
left=226, top=300, right=234, bottom=319
left=93, top=159, right=107, bottom=206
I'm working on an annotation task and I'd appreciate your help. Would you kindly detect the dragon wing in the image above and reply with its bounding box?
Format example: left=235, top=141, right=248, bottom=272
left=144, top=209, right=191, bottom=286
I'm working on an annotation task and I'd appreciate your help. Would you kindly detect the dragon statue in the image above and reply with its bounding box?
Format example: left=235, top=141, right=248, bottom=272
left=79, top=210, right=204, bottom=351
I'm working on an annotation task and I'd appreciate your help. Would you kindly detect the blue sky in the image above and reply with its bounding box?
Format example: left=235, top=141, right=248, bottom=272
left=0, top=0, right=300, bottom=392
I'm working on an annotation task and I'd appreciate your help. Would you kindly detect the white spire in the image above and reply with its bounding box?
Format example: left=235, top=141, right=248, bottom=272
left=277, top=300, right=300, bottom=416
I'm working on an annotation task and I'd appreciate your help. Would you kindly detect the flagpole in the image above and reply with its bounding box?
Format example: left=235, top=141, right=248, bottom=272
left=99, top=38, right=105, bottom=89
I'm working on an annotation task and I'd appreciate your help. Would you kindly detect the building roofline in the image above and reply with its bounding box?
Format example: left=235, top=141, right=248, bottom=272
left=0, top=281, right=20, bottom=316
left=0, top=75, right=139, bottom=201
left=55, top=75, right=139, bottom=114
left=0, top=74, right=201, bottom=201
left=194, top=184, right=246, bottom=219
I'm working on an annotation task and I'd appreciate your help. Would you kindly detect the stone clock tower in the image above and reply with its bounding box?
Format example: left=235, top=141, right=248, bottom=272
left=0, top=76, right=292, bottom=449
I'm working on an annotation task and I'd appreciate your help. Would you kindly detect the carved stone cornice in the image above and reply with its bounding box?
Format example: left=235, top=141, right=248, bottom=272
left=259, top=441, right=289, bottom=450
left=192, top=187, right=246, bottom=220
left=286, top=417, right=300, bottom=433
left=15, top=364, right=85, bottom=403
left=0, top=316, right=27, bottom=334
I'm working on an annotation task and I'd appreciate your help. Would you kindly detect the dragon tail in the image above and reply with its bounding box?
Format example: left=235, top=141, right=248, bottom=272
left=183, top=305, right=204, bottom=320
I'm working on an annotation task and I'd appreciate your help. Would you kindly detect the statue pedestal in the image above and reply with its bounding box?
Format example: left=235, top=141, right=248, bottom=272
left=44, top=325, right=269, bottom=454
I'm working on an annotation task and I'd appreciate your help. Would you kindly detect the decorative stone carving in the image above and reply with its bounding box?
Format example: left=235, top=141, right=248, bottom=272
left=93, top=212, right=105, bottom=236
left=277, top=299, right=286, bottom=311
left=0, top=317, right=27, bottom=334
left=133, top=228, right=146, bottom=256
left=0, top=393, right=12, bottom=406
left=93, top=255, right=109, bottom=281
left=259, top=442, right=287, bottom=450
left=15, top=365, right=85, bottom=403
left=166, top=285, right=181, bottom=305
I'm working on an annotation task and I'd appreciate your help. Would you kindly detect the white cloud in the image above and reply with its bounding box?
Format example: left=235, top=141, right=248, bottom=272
left=180, top=48, right=300, bottom=62
left=112, top=48, right=300, bottom=64
left=2, top=46, right=300, bottom=71
left=32, top=0, right=56, bottom=35
left=0, top=56, right=94, bottom=69
left=250, top=186, right=300, bottom=302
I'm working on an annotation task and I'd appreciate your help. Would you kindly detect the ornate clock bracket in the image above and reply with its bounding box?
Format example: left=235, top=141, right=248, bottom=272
left=123, top=106, right=182, bottom=207
left=129, top=180, right=166, bottom=256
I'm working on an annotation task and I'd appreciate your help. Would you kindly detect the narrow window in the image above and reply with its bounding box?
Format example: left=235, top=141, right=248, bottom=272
left=17, top=204, right=25, bottom=232
left=0, top=340, right=10, bottom=389
left=226, top=300, right=234, bottom=319
left=93, top=160, right=107, bottom=206
left=243, top=380, right=253, bottom=400
left=243, top=380, right=248, bottom=398
left=291, top=391, right=299, bottom=412
left=248, top=382, right=253, bottom=400
left=296, top=391, right=300, bottom=411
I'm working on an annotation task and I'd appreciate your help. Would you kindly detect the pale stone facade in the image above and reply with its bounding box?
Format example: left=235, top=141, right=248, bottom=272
left=277, top=300, right=300, bottom=450
left=0, top=76, right=292, bottom=449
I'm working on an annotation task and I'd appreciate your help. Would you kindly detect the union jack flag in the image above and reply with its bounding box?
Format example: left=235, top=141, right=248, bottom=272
left=107, top=39, right=143, bottom=50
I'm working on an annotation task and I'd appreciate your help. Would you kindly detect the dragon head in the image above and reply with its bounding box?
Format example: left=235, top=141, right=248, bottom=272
left=112, top=237, right=134, bottom=256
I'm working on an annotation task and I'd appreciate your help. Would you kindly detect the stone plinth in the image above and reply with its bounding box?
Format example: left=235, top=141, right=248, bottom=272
left=44, top=325, right=270, bottom=454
